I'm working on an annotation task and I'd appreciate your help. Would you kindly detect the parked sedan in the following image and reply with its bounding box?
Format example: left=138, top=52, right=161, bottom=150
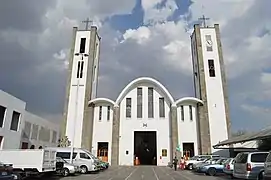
left=223, top=158, right=235, bottom=178
left=196, top=158, right=229, bottom=176
left=194, top=157, right=221, bottom=171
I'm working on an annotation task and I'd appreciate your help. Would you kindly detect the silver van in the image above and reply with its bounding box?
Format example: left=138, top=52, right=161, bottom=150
left=50, top=147, right=100, bottom=174
left=264, top=151, right=271, bottom=180
left=233, top=151, right=268, bottom=179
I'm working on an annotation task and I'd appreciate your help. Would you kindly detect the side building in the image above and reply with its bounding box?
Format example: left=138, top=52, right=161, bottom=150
left=0, top=89, right=60, bottom=149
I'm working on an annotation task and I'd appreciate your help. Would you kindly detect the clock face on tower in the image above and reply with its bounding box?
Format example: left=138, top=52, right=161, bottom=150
left=206, top=39, right=213, bottom=47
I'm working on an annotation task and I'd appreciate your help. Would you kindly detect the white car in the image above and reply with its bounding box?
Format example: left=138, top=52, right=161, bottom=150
left=186, top=155, right=220, bottom=170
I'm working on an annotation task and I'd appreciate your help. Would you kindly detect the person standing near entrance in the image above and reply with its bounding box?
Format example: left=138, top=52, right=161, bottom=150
left=173, top=156, right=178, bottom=171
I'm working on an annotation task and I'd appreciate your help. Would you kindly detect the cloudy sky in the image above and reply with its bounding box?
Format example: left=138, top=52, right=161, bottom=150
left=0, top=0, right=270, bottom=132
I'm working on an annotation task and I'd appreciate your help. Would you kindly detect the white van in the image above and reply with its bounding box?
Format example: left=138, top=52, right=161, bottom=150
left=49, top=147, right=99, bottom=174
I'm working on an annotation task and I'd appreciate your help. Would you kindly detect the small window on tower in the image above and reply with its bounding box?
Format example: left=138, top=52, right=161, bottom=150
left=76, top=61, right=81, bottom=78
left=208, top=59, right=216, bottom=77
left=79, top=38, right=86, bottom=53
left=80, top=61, right=84, bottom=78
left=99, top=106, right=102, bottom=121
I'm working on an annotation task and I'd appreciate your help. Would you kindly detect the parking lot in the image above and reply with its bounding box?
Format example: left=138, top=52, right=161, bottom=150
left=60, top=166, right=233, bottom=180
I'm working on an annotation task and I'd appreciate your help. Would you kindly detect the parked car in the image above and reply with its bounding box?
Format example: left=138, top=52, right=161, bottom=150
left=185, top=155, right=220, bottom=170
left=196, top=158, right=229, bottom=176
left=223, top=158, right=235, bottom=178
left=0, top=162, right=16, bottom=180
left=49, top=147, right=100, bottom=174
left=56, top=157, right=80, bottom=177
left=233, top=151, right=268, bottom=180
left=263, top=151, right=271, bottom=180
left=193, top=157, right=221, bottom=169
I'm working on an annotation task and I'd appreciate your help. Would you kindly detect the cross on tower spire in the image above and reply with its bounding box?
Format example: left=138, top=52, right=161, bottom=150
left=82, top=18, right=93, bottom=30
left=198, top=15, right=210, bottom=28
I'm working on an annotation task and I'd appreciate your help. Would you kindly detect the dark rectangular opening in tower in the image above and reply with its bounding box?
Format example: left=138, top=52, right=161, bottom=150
left=79, top=38, right=86, bottom=53
left=134, top=131, right=157, bottom=166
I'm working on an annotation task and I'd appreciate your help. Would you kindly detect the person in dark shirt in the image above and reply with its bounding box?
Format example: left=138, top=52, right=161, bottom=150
left=173, top=156, right=178, bottom=171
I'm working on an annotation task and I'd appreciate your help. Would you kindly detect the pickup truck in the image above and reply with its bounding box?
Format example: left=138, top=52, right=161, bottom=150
left=0, top=149, right=57, bottom=179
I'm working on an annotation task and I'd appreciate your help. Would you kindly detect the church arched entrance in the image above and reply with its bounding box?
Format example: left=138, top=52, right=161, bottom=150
left=134, top=131, right=157, bottom=166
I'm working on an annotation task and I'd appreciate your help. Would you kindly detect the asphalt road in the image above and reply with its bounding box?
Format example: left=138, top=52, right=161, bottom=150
left=61, top=166, right=233, bottom=180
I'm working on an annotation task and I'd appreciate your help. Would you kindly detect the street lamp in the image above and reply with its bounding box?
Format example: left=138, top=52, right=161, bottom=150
left=69, top=52, right=89, bottom=164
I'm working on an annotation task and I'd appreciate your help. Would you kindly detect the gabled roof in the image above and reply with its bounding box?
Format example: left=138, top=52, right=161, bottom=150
left=213, top=127, right=271, bottom=148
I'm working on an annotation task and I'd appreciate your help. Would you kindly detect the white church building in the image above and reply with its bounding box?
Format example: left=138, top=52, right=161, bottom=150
left=62, top=23, right=231, bottom=166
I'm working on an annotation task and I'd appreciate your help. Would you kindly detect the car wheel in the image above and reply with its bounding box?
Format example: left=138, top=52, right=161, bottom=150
left=63, top=168, right=70, bottom=177
left=188, top=164, right=193, bottom=170
left=207, top=168, right=217, bottom=176
left=80, top=165, right=88, bottom=174
left=258, top=171, right=264, bottom=180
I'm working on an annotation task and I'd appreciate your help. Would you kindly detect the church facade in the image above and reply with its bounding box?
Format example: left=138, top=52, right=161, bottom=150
left=61, top=24, right=231, bottom=166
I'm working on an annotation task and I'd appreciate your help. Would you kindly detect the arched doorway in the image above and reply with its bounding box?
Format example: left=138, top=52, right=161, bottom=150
left=30, top=145, right=35, bottom=149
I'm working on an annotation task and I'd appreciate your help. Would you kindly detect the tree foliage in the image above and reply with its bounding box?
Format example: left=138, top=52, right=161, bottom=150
left=257, top=138, right=271, bottom=151
left=58, top=136, right=71, bottom=147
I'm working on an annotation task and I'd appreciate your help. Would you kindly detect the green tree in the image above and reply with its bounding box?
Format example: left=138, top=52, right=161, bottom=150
left=58, top=136, right=71, bottom=147
left=257, top=138, right=271, bottom=151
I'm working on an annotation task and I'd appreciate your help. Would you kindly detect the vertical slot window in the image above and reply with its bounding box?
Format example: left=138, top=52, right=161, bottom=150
left=189, top=105, right=193, bottom=121
left=0, top=105, right=6, bottom=128
left=159, top=97, right=165, bottom=118
left=181, top=106, right=184, bottom=121
left=76, top=61, right=81, bottom=78
left=208, top=59, right=216, bottom=77
left=126, top=98, right=132, bottom=118
left=137, top=88, right=142, bottom=118
left=99, top=106, right=102, bottom=121
left=148, top=87, right=154, bottom=118
left=79, top=38, right=86, bottom=53
left=107, top=106, right=110, bottom=121
left=80, top=61, right=84, bottom=78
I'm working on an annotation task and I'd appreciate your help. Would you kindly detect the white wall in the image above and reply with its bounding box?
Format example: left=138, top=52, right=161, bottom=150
left=91, top=103, right=113, bottom=164
left=0, top=90, right=26, bottom=149
left=21, top=112, right=60, bottom=149
left=177, top=103, right=199, bottom=156
left=200, top=28, right=228, bottom=153
left=66, top=31, right=91, bottom=147
left=118, top=84, right=171, bottom=166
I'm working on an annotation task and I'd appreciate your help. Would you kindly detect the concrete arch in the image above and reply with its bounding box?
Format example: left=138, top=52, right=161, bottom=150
left=88, top=97, right=117, bottom=107
left=173, top=97, right=203, bottom=106
left=116, top=77, right=174, bottom=105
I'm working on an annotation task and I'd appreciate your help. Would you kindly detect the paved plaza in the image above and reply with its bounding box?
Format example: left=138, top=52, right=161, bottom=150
left=61, top=166, right=233, bottom=180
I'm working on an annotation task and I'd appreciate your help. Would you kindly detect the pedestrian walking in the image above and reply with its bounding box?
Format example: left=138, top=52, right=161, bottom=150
left=179, top=157, right=185, bottom=170
left=173, top=156, right=178, bottom=171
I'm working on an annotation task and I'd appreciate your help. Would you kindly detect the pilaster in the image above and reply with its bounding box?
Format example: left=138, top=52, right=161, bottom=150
left=81, top=27, right=98, bottom=150
left=194, top=24, right=211, bottom=154
left=111, top=106, right=120, bottom=166
left=214, top=24, right=232, bottom=138
left=171, top=105, right=179, bottom=159
left=61, top=27, right=78, bottom=138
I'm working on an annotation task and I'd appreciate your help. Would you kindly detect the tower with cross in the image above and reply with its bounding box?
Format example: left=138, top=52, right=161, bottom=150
left=190, top=23, right=231, bottom=155
left=61, top=18, right=101, bottom=150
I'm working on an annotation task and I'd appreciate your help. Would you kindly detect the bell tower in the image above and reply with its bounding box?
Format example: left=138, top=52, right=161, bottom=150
left=61, top=20, right=101, bottom=150
left=191, top=23, right=231, bottom=154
